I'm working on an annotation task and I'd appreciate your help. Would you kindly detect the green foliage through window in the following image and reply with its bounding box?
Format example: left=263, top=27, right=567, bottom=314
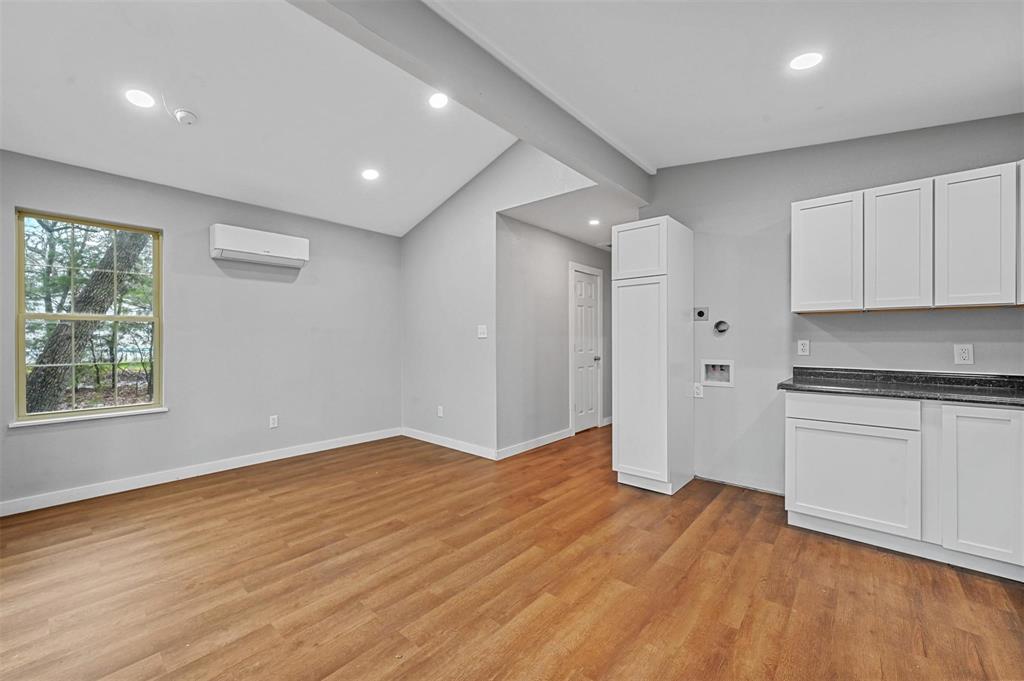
left=17, top=212, right=162, bottom=418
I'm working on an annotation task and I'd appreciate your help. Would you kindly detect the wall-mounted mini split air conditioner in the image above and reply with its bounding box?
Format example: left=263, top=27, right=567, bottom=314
left=210, top=223, right=309, bottom=268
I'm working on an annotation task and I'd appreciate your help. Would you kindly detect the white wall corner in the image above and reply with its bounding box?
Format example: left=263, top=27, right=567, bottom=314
left=601, top=416, right=613, bottom=427
left=400, top=427, right=497, bottom=460
left=497, top=428, right=573, bottom=460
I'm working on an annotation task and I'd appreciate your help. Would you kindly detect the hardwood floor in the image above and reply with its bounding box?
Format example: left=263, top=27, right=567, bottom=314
left=1, top=426, right=1022, bottom=680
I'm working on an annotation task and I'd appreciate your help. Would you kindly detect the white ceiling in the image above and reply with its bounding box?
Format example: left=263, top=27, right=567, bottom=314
left=432, top=0, right=1024, bottom=171
left=0, top=0, right=516, bottom=236
left=501, top=184, right=642, bottom=249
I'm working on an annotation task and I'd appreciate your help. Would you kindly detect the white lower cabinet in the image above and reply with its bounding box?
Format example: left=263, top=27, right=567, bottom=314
left=785, top=393, right=1024, bottom=580
left=941, top=405, right=1024, bottom=565
left=786, top=418, right=921, bottom=539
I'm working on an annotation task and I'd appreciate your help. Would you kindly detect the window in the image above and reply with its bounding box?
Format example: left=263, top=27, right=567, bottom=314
left=16, top=210, right=162, bottom=421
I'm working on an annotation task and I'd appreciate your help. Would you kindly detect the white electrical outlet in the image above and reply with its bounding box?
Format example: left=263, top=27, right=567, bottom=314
left=954, top=343, right=974, bottom=365
left=477, top=325, right=488, bottom=339
left=797, top=340, right=810, bottom=356
left=693, top=383, right=704, bottom=398
left=269, top=414, right=279, bottom=429
left=437, top=405, right=444, bottom=418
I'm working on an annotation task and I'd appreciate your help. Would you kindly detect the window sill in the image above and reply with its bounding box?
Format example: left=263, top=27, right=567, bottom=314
left=8, top=407, right=168, bottom=428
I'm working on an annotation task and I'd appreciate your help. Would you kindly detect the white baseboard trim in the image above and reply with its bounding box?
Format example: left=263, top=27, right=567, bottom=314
left=600, top=416, right=613, bottom=427
left=496, top=428, right=572, bottom=460
left=789, top=511, right=1024, bottom=582
left=0, top=427, right=403, bottom=517
left=617, top=471, right=692, bottom=496
left=400, top=428, right=496, bottom=460
left=695, top=475, right=783, bottom=496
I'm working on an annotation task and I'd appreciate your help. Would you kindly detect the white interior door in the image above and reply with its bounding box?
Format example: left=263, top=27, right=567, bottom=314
left=571, top=265, right=601, bottom=433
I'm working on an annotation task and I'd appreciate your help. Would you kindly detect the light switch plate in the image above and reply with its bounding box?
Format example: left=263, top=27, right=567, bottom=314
left=269, top=414, right=279, bottom=429
left=437, top=405, right=444, bottom=418
left=954, top=343, right=974, bottom=365
left=693, top=383, right=704, bottom=398
left=797, top=340, right=810, bottom=356
left=477, top=325, right=488, bottom=339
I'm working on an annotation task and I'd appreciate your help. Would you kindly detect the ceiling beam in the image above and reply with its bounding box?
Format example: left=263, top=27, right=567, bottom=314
left=287, top=0, right=652, bottom=204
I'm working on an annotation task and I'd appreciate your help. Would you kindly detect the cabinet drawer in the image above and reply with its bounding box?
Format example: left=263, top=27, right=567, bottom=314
left=612, top=218, right=667, bottom=280
left=786, top=418, right=922, bottom=539
left=785, top=392, right=920, bottom=430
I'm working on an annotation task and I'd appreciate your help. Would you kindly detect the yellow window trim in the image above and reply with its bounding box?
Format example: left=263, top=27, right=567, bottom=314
left=15, top=209, right=164, bottom=421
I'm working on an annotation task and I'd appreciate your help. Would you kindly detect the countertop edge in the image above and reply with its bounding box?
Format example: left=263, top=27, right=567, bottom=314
left=777, top=380, right=1024, bottom=408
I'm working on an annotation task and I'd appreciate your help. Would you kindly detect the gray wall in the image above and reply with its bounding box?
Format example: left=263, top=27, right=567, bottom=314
left=642, top=114, right=1024, bottom=494
left=400, top=141, right=592, bottom=451
left=496, top=215, right=611, bottom=450
left=1, top=151, right=402, bottom=502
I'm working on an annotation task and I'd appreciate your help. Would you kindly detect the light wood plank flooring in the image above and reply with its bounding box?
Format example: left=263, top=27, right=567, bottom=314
left=2, top=427, right=1023, bottom=680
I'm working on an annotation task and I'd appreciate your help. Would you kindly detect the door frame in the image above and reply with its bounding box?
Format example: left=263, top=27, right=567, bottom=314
left=568, top=261, right=604, bottom=434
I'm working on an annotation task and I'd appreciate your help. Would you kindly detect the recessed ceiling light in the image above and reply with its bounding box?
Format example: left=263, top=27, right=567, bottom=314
left=428, top=92, right=449, bottom=109
left=361, top=168, right=380, bottom=181
left=588, top=219, right=600, bottom=226
left=789, top=52, right=824, bottom=71
left=125, top=89, right=155, bottom=108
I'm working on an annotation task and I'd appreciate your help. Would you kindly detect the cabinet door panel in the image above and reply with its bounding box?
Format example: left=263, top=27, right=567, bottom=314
left=612, top=219, right=666, bottom=280
left=612, top=276, right=667, bottom=481
left=865, top=179, right=933, bottom=309
left=935, top=163, right=1016, bottom=306
left=1018, top=160, right=1023, bottom=305
left=941, top=406, right=1024, bottom=564
left=786, top=418, right=921, bottom=538
left=791, top=192, right=864, bottom=312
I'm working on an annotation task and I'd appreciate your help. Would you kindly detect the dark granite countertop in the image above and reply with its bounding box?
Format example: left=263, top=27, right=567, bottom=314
left=777, top=367, right=1024, bottom=408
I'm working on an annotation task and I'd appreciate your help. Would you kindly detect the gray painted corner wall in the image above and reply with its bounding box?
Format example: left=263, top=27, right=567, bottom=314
left=496, top=215, right=611, bottom=450
left=400, top=141, right=593, bottom=451
left=3, top=140, right=592, bottom=502
left=642, top=113, right=1024, bottom=494
left=0, top=151, right=402, bottom=501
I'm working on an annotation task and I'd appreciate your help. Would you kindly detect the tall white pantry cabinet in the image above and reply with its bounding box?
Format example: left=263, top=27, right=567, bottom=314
left=610, top=216, right=695, bottom=495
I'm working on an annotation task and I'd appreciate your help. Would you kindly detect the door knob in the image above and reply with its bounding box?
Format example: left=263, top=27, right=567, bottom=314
left=594, top=356, right=601, bottom=361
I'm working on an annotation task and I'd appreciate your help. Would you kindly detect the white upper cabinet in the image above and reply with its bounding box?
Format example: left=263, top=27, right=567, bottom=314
left=611, top=217, right=667, bottom=280
left=792, top=161, right=1022, bottom=313
left=864, top=179, right=933, bottom=309
left=791, top=192, right=864, bottom=312
left=934, top=163, right=1017, bottom=306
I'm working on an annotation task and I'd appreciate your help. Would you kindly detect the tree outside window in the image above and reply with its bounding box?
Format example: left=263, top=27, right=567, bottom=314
left=17, top=211, right=162, bottom=419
